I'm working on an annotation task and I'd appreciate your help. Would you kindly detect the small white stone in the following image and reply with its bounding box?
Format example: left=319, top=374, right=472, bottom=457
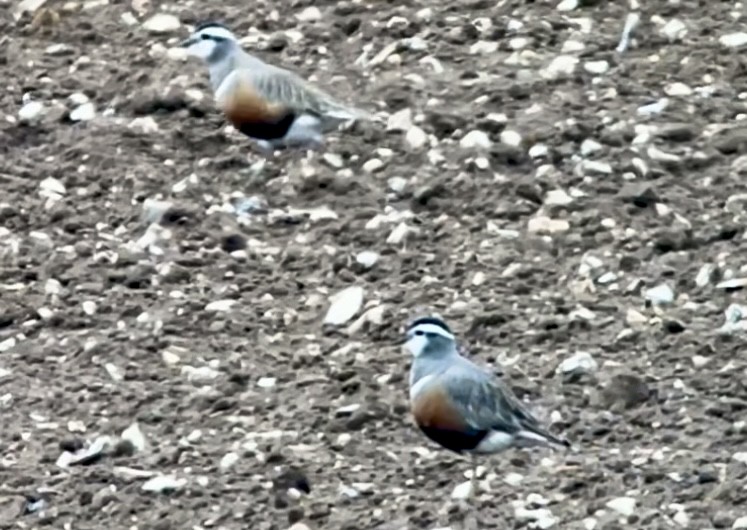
left=527, top=216, right=570, bottom=234
left=733, top=516, right=747, bottom=529
left=720, top=33, right=747, bottom=48
left=40, top=177, right=66, bottom=196
left=355, top=250, right=379, bottom=268
left=386, top=222, right=416, bottom=244
left=219, top=452, right=240, bottom=471
left=205, top=299, right=236, bottom=312
left=70, top=103, right=95, bottom=122
left=296, top=6, right=321, bottom=21
left=362, top=158, right=385, bottom=173
left=545, top=189, right=573, bottom=206
left=324, top=286, right=365, bottom=326
left=581, top=160, right=613, bottom=175
left=142, top=13, right=181, bottom=34
left=387, top=108, right=412, bottom=132
left=584, top=60, right=609, bottom=75
left=556, top=0, right=578, bottom=10
left=82, top=301, right=97, bottom=316
left=257, top=377, right=276, bottom=388
left=660, top=19, right=687, bottom=42
left=470, top=40, right=498, bottom=54
left=665, top=82, right=692, bottom=97
left=557, top=352, right=597, bottom=376
left=605, top=496, right=637, bottom=517
left=645, top=284, right=674, bottom=305
left=543, top=55, right=578, bottom=79
left=162, top=350, right=180, bottom=365
left=142, top=475, right=187, bottom=493
left=580, top=138, right=603, bottom=156
left=322, top=153, right=343, bottom=168
left=529, top=144, right=548, bottom=158
left=121, top=422, right=147, bottom=452
left=68, top=92, right=89, bottom=106
left=460, top=130, right=492, bottom=149
left=405, top=126, right=428, bottom=149
left=451, top=480, right=473, bottom=500
left=129, top=116, right=159, bottom=133
left=388, top=177, right=407, bottom=193
left=500, top=129, right=523, bottom=148
left=0, top=338, right=16, bottom=353
left=18, top=101, right=45, bottom=121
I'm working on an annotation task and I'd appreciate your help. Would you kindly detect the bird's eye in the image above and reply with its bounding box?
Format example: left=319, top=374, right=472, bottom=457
left=414, top=330, right=424, bottom=336
left=201, top=34, right=210, bottom=40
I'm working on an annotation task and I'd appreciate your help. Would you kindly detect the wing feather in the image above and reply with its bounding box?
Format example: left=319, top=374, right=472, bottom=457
left=442, top=364, right=568, bottom=448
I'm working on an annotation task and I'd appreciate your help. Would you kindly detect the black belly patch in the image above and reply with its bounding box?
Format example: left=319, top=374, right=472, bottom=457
left=237, top=111, right=296, bottom=141
left=420, top=426, right=488, bottom=454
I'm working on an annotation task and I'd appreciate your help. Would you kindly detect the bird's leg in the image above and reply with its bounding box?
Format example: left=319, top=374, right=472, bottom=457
left=470, top=454, right=478, bottom=500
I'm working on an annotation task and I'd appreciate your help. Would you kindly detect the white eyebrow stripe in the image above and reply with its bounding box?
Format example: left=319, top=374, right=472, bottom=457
left=411, top=323, right=455, bottom=340
left=199, top=27, right=237, bottom=41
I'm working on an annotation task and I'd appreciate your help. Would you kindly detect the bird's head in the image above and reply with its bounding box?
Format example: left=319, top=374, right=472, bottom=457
left=405, top=316, right=458, bottom=359
left=180, top=22, right=238, bottom=62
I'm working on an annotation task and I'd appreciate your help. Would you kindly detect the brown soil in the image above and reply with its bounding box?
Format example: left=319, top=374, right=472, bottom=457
left=1, top=1, right=747, bottom=529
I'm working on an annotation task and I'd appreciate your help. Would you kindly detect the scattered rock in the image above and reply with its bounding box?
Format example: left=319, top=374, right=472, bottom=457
left=324, top=286, right=365, bottom=326
left=141, top=475, right=187, bottom=493
left=644, top=284, right=674, bottom=306
left=606, top=496, right=637, bottom=517
left=142, top=13, right=181, bottom=33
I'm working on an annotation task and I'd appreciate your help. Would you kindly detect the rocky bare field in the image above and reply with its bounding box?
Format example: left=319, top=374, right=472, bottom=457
left=2, top=0, right=747, bottom=529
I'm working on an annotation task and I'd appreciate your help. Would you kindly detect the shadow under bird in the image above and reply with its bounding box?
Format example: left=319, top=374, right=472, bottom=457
left=180, top=22, right=372, bottom=157
left=406, top=316, right=570, bottom=498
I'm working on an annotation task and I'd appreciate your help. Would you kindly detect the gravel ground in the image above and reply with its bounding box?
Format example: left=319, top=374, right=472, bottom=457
left=2, top=1, right=747, bottom=529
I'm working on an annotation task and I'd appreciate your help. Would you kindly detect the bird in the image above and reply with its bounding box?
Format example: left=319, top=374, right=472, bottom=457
left=180, top=21, right=371, bottom=158
left=405, top=316, right=570, bottom=497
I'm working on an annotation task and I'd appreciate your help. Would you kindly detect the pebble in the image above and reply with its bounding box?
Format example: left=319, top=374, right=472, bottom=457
left=470, top=41, right=498, bottom=54
left=219, top=452, right=240, bottom=471
left=660, top=19, right=687, bottom=42
left=556, top=0, right=578, bottom=10
left=580, top=139, right=603, bottom=156
left=355, top=250, right=379, bottom=268
left=695, top=264, right=715, bottom=287
left=500, top=129, right=523, bottom=148
left=258, top=377, right=276, bottom=388
left=606, top=496, right=637, bottom=517
left=362, top=158, right=385, bottom=173
left=82, top=301, right=97, bottom=315
left=129, top=116, right=159, bottom=133
left=664, top=82, right=692, bottom=97
left=733, top=516, right=747, bottom=529
left=287, top=524, right=312, bottom=530
left=645, top=284, right=674, bottom=305
left=720, top=33, right=747, bottom=48
left=121, top=422, right=147, bottom=453
left=716, top=278, right=747, bottom=290
left=142, top=13, right=181, bottom=34
left=544, top=189, right=573, bottom=206
left=405, top=126, right=428, bottom=149
left=295, top=6, right=322, bottom=22
left=584, top=60, right=609, bottom=75
left=451, top=480, right=473, bottom=500
left=69, top=102, right=95, bottom=121
left=387, top=222, right=416, bottom=244
left=324, top=286, right=364, bottom=326
left=580, top=160, right=613, bottom=175
left=460, top=130, right=492, bottom=149
left=387, top=108, right=412, bottom=132
left=527, top=216, right=570, bottom=234
left=205, top=299, right=236, bottom=312
left=542, top=55, right=578, bottom=79
left=557, top=352, right=597, bottom=376
left=18, top=101, right=44, bottom=121
left=141, top=475, right=187, bottom=493
left=0, top=338, right=16, bottom=353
